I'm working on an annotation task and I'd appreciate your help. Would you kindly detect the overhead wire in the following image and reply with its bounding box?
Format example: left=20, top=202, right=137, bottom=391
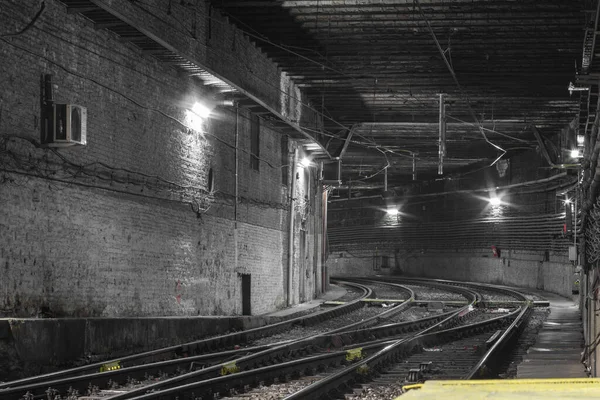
left=129, top=0, right=473, bottom=178
left=3, top=0, right=508, bottom=182
left=445, top=115, right=535, bottom=145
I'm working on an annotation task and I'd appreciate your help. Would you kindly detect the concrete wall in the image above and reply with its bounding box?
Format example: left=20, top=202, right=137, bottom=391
left=0, top=0, right=323, bottom=317
left=328, top=249, right=574, bottom=297
left=0, top=312, right=296, bottom=380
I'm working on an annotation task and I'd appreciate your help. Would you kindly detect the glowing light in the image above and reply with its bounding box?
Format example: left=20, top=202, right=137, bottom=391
left=300, top=157, right=312, bottom=167
left=386, top=208, right=399, bottom=216
left=185, top=109, right=204, bottom=132
left=191, top=102, right=211, bottom=118
left=577, top=135, right=585, bottom=146
left=489, top=196, right=502, bottom=206
left=564, top=198, right=572, bottom=205
left=570, top=149, right=582, bottom=158
left=185, top=102, right=212, bottom=132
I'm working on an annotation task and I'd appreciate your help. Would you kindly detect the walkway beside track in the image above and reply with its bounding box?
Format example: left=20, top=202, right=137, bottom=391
left=262, top=284, right=347, bottom=318
left=516, top=292, right=587, bottom=378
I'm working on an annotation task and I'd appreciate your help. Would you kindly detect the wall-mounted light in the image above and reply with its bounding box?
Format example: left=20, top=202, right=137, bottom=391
left=191, top=102, right=211, bottom=118
left=577, top=135, right=585, bottom=146
left=564, top=198, right=572, bottom=205
left=185, top=102, right=212, bottom=132
left=386, top=208, right=399, bottom=216
left=300, top=157, right=312, bottom=168
left=570, top=149, right=582, bottom=159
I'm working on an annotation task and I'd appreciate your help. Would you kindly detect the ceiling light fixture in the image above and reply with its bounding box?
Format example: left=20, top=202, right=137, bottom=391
left=489, top=196, right=502, bottom=206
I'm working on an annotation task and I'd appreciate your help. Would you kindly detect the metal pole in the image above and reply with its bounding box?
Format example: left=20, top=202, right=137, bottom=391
left=412, top=153, right=417, bottom=181
left=438, top=93, right=446, bottom=175
left=287, top=148, right=298, bottom=306
left=234, top=106, right=239, bottom=274
left=234, top=106, right=239, bottom=225
left=384, top=166, right=388, bottom=192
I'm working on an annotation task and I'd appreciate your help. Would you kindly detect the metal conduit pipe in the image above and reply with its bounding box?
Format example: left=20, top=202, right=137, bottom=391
left=331, top=173, right=569, bottom=196
left=330, top=221, right=563, bottom=233
left=328, top=215, right=568, bottom=252
left=586, top=98, right=600, bottom=166
left=580, top=149, right=600, bottom=235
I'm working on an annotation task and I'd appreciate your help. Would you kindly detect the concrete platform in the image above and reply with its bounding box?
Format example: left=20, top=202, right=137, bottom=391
left=400, top=379, right=600, bottom=399
left=516, top=292, right=587, bottom=379
left=261, top=284, right=347, bottom=318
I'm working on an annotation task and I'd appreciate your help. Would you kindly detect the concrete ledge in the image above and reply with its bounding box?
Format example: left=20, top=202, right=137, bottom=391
left=1, top=315, right=273, bottom=364
left=1, top=286, right=349, bottom=381
left=0, top=314, right=276, bottom=381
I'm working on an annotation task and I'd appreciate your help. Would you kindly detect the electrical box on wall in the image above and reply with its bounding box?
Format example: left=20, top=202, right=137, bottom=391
left=41, top=104, right=87, bottom=147
left=568, top=245, right=577, bottom=261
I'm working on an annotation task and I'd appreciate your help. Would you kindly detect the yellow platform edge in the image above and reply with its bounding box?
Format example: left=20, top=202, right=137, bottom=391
left=397, top=378, right=600, bottom=400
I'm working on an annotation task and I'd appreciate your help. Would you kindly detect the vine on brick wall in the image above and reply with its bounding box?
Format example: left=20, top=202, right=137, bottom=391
left=0, top=134, right=215, bottom=215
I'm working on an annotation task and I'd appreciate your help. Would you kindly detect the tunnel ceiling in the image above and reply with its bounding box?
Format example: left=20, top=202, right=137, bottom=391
left=212, top=0, right=591, bottom=188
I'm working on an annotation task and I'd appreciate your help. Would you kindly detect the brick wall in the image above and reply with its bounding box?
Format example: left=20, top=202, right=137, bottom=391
left=0, top=0, right=322, bottom=317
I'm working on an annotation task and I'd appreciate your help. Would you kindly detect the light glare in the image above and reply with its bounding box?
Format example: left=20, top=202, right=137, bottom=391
left=386, top=208, right=399, bottom=216
left=191, top=102, right=211, bottom=118
left=185, top=109, right=204, bottom=132
left=300, top=158, right=312, bottom=167
left=489, top=196, right=502, bottom=206
left=570, top=149, right=582, bottom=158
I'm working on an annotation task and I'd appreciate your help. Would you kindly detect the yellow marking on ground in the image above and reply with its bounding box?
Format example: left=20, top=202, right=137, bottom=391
left=220, top=361, right=239, bottom=375
left=99, top=361, right=121, bottom=372
left=345, top=347, right=363, bottom=361
left=397, top=378, right=600, bottom=400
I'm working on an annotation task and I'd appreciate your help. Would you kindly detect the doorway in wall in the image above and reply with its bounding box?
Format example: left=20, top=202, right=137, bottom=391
left=241, top=274, right=251, bottom=315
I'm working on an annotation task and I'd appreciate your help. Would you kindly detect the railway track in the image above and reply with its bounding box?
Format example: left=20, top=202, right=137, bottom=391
left=0, top=278, right=541, bottom=400
left=0, top=280, right=410, bottom=399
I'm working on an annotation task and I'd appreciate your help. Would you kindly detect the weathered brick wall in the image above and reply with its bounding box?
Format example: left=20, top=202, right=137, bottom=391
left=0, top=0, right=322, bottom=317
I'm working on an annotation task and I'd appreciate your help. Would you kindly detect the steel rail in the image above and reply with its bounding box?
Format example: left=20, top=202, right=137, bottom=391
left=0, top=281, right=372, bottom=398
left=465, top=305, right=533, bottom=379
left=281, top=279, right=532, bottom=399
left=100, top=282, right=414, bottom=400
left=363, top=276, right=529, bottom=304
left=121, top=286, right=509, bottom=399
left=283, top=311, right=527, bottom=399
left=0, top=281, right=423, bottom=400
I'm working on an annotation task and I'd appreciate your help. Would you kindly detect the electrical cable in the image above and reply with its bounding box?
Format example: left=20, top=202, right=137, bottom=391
left=0, top=37, right=284, bottom=170
left=0, top=0, right=45, bottom=37
left=17, top=1, right=429, bottom=175
left=2, top=133, right=290, bottom=212
left=445, top=115, right=535, bottom=145
left=3, top=1, right=522, bottom=184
